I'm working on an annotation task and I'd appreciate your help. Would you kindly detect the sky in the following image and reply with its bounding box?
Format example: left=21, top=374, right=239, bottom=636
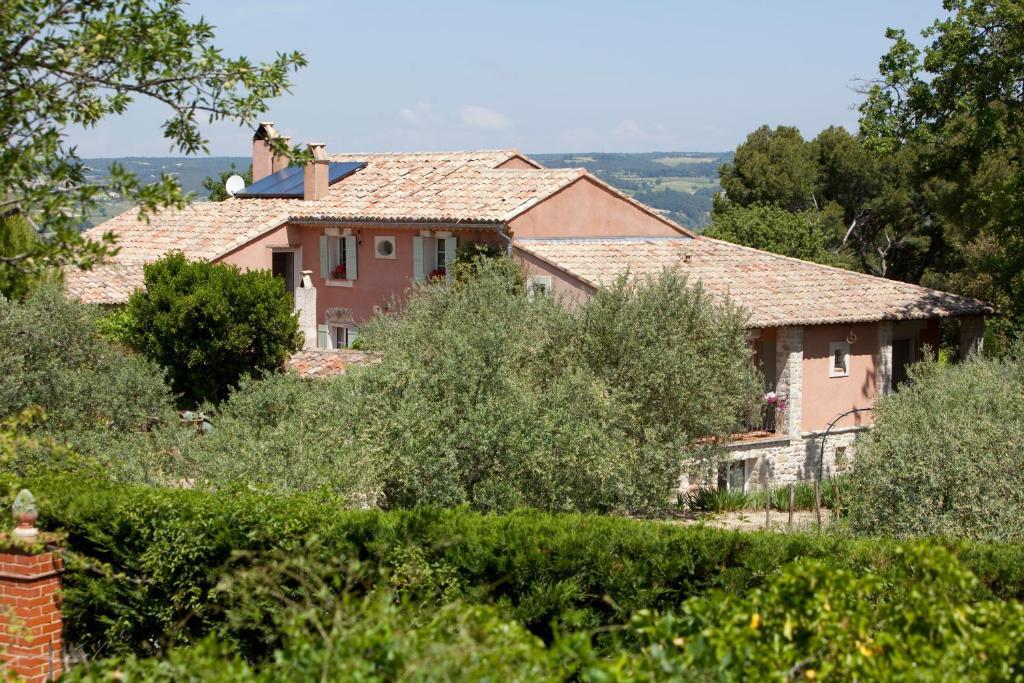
left=67, top=0, right=945, bottom=157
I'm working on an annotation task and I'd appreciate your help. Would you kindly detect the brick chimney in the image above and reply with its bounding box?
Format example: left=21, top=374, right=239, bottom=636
left=252, top=123, right=290, bottom=182
left=303, top=143, right=329, bottom=201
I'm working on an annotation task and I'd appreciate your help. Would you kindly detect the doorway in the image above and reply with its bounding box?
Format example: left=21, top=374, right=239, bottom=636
left=892, top=338, right=912, bottom=389
left=271, top=251, right=296, bottom=294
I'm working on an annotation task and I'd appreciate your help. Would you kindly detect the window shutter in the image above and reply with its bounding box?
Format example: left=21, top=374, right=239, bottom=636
left=346, top=325, right=359, bottom=348
left=445, top=236, right=457, bottom=283
left=413, top=236, right=425, bottom=282
left=317, top=324, right=330, bottom=349
left=319, top=236, right=330, bottom=278
left=344, top=235, right=358, bottom=280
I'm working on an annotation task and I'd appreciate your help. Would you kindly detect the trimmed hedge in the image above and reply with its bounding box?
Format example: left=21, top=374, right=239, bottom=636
left=26, top=475, right=1024, bottom=660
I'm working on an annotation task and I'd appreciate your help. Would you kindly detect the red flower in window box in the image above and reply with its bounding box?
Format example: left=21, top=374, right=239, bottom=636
left=332, top=263, right=346, bottom=280
left=429, top=267, right=446, bottom=280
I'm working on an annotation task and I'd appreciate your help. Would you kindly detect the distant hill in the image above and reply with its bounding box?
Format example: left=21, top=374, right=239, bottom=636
left=81, top=152, right=729, bottom=229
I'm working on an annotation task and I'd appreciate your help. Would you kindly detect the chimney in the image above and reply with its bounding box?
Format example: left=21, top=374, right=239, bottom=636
left=272, top=137, right=291, bottom=175
left=252, top=122, right=280, bottom=182
left=304, top=143, right=329, bottom=201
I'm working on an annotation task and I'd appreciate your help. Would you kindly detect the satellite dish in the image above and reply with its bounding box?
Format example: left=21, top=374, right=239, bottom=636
left=224, top=174, right=245, bottom=197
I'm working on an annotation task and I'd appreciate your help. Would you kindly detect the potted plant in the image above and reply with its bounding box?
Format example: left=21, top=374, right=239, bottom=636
left=332, top=263, right=346, bottom=280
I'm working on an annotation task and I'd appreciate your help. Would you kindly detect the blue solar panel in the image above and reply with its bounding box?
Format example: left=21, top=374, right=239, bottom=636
left=235, top=161, right=365, bottom=198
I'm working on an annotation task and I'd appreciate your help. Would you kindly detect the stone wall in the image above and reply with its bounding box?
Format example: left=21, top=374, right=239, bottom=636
left=720, top=427, right=867, bottom=490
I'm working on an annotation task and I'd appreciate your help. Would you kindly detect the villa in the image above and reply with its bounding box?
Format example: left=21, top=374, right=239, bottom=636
left=68, top=123, right=993, bottom=490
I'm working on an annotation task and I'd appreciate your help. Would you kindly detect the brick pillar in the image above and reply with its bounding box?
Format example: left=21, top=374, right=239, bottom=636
left=877, top=321, right=893, bottom=396
left=775, top=326, right=803, bottom=439
left=0, top=548, right=64, bottom=682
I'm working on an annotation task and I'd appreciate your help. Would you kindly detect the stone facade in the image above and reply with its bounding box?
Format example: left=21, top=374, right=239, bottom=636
left=720, top=427, right=867, bottom=491
left=775, top=327, right=803, bottom=438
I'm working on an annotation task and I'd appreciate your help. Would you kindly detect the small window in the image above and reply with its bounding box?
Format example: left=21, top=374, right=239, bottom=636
left=721, top=459, right=749, bottom=493
left=375, top=236, right=396, bottom=259
left=829, top=341, right=850, bottom=378
left=834, top=446, right=849, bottom=472
left=331, top=325, right=358, bottom=349
left=436, top=238, right=448, bottom=270
left=527, top=275, right=553, bottom=298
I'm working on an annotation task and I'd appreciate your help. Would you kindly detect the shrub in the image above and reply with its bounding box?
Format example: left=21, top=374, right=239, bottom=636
left=123, top=253, right=301, bottom=406
left=0, top=285, right=175, bottom=438
left=354, top=259, right=759, bottom=514
left=846, top=351, right=1024, bottom=541
left=178, top=373, right=382, bottom=500
left=22, top=475, right=1024, bottom=660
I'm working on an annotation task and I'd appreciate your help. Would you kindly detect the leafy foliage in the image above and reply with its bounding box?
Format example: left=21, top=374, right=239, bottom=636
left=0, top=285, right=174, bottom=437
left=179, top=373, right=381, bottom=500
left=19, top=476, right=1024, bottom=677
left=0, top=0, right=305, bottom=289
left=847, top=351, right=1024, bottom=540
left=858, top=0, right=1024, bottom=339
left=353, top=259, right=759, bottom=514
left=123, top=253, right=302, bottom=406
left=704, top=203, right=837, bottom=265
left=0, top=214, right=61, bottom=300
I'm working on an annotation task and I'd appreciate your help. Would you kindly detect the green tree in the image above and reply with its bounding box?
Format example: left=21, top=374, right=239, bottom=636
left=353, top=258, right=759, bottom=514
left=858, top=0, right=1024, bottom=335
left=704, top=203, right=836, bottom=265
left=0, top=1, right=306, bottom=289
left=0, top=214, right=59, bottom=299
left=0, top=285, right=175, bottom=435
left=203, top=164, right=254, bottom=202
left=123, top=253, right=302, bottom=406
left=846, top=350, right=1024, bottom=541
left=717, top=125, right=819, bottom=212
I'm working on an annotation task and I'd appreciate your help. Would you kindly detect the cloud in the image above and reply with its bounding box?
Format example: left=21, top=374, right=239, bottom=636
left=398, top=102, right=440, bottom=127
left=457, top=105, right=512, bottom=131
left=611, top=118, right=669, bottom=143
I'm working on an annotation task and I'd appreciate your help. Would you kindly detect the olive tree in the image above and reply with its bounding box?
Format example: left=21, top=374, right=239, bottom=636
left=846, top=351, right=1024, bottom=540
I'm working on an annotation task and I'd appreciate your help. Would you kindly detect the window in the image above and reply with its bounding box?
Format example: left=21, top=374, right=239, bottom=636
left=829, top=341, right=850, bottom=378
left=375, top=236, right=396, bottom=259
left=331, top=325, right=358, bottom=349
left=328, top=237, right=346, bottom=279
left=527, top=275, right=553, bottom=298
left=321, top=234, right=357, bottom=281
left=436, top=238, right=448, bottom=271
left=721, top=459, right=749, bottom=493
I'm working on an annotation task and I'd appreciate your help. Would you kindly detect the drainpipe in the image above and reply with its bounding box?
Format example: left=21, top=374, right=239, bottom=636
left=497, top=225, right=513, bottom=255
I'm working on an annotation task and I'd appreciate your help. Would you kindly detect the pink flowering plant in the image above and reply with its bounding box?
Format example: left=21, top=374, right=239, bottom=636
left=763, top=390, right=787, bottom=412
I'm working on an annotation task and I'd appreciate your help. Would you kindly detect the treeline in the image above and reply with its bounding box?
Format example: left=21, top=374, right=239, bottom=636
left=708, top=0, right=1024, bottom=343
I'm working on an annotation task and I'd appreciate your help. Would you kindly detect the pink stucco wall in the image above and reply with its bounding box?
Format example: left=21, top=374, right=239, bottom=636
left=801, top=322, right=880, bottom=432
left=496, top=156, right=541, bottom=169
left=515, top=248, right=595, bottom=306
left=508, top=177, right=689, bottom=239
left=222, top=223, right=504, bottom=325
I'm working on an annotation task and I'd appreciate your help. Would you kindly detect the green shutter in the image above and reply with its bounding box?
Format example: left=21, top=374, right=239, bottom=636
left=413, top=236, right=425, bottom=282
left=319, top=236, right=330, bottom=278
left=445, top=236, right=457, bottom=283
left=317, top=324, right=330, bottom=349
left=344, top=235, right=357, bottom=280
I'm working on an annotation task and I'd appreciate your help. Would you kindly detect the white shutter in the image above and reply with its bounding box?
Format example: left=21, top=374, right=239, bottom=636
left=346, top=325, right=358, bottom=348
left=319, top=236, right=330, bottom=278
left=317, top=324, right=330, bottom=349
left=413, top=236, right=425, bottom=282
left=344, top=235, right=357, bottom=280
left=445, top=236, right=457, bottom=283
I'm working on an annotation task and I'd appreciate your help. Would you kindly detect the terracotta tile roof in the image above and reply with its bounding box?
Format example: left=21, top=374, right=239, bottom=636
left=515, top=236, right=994, bottom=327
left=68, top=150, right=600, bottom=304
left=64, top=263, right=146, bottom=305
left=287, top=349, right=375, bottom=379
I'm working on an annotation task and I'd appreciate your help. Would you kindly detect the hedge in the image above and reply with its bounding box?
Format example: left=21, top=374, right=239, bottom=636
left=24, top=475, right=1024, bottom=660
